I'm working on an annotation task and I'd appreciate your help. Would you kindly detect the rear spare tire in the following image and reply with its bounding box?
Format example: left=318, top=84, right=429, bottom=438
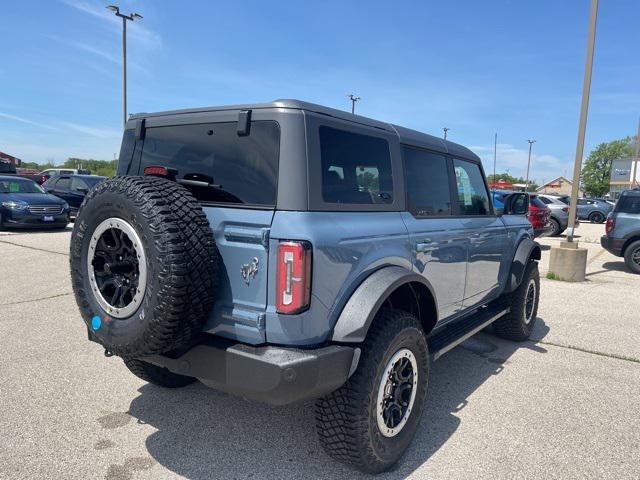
left=70, top=176, right=219, bottom=358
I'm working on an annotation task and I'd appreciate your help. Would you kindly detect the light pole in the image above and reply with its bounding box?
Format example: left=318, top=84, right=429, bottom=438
left=493, top=132, right=498, bottom=190
left=106, top=5, right=143, bottom=128
left=525, top=139, right=536, bottom=192
left=347, top=94, right=360, bottom=114
left=443, top=127, right=450, bottom=140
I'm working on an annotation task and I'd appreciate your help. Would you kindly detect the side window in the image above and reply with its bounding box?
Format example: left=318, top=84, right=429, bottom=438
left=577, top=199, right=587, bottom=205
left=403, top=146, right=451, bottom=217
left=539, top=196, right=552, bottom=205
left=71, top=177, right=89, bottom=191
left=56, top=177, right=71, bottom=190
left=320, top=126, right=393, bottom=204
left=620, top=196, right=640, bottom=214
left=453, top=159, right=491, bottom=216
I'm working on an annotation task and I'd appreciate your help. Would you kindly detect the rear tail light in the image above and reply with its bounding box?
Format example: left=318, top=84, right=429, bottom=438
left=562, top=207, right=569, bottom=213
left=605, top=216, right=615, bottom=235
left=276, top=241, right=312, bottom=314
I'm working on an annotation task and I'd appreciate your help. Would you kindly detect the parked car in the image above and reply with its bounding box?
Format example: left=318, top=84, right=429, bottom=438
left=573, top=198, right=612, bottom=223
left=0, top=176, right=69, bottom=229
left=0, top=160, right=50, bottom=184
left=36, top=168, right=91, bottom=186
left=493, top=190, right=550, bottom=237
left=43, top=174, right=106, bottom=215
left=70, top=99, right=541, bottom=473
left=601, top=189, right=640, bottom=274
left=537, top=193, right=579, bottom=236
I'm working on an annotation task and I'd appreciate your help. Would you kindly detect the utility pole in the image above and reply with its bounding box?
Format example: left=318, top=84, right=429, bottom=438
left=347, top=94, right=360, bottom=114
left=566, top=0, right=598, bottom=242
left=525, top=139, right=536, bottom=192
left=493, top=132, right=498, bottom=190
left=106, top=5, right=143, bottom=128
left=443, top=127, right=450, bottom=140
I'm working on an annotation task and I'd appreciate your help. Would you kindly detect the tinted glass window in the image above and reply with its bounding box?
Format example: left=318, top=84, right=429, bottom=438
left=453, top=159, right=491, bottom=215
left=140, top=121, right=280, bottom=206
left=558, top=196, right=570, bottom=205
left=619, top=195, right=640, bottom=214
left=530, top=196, right=546, bottom=208
left=118, top=129, right=136, bottom=175
left=403, top=147, right=451, bottom=216
left=71, top=177, right=89, bottom=190
left=56, top=177, right=71, bottom=190
left=539, top=196, right=552, bottom=204
left=320, top=127, right=393, bottom=204
left=0, top=179, right=43, bottom=194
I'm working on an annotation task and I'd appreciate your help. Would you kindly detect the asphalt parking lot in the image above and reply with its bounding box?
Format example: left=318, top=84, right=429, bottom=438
left=1, top=223, right=639, bottom=480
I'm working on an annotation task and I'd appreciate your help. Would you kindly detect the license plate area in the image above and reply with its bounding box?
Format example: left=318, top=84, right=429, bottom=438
left=43, top=215, right=54, bottom=222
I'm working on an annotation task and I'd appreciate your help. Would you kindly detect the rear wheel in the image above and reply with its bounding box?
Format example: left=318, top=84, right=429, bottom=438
left=124, top=358, right=196, bottom=388
left=493, top=261, right=540, bottom=341
left=315, top=309, right=429, bottom=473
left=549, top=218, right=561, bottom=237
left=623, top=240, right=640, bottom=274
left=589, top=211, right=604, bottom=224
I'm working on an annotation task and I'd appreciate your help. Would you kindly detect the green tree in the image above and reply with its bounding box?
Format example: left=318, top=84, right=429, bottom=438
left=581, top=137, right=634, bottom=197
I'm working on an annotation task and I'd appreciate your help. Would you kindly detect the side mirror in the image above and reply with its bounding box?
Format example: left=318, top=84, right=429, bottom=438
left=504, top=193, right=529, bottom=215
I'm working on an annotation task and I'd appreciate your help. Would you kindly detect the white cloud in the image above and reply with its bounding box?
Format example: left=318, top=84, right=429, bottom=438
left=59, top=122, right=121, bottom=139
left=471, top=143, right=573, bottom=183
left=0, top=112, right=60, bottom=131
left=60, top=0, right=161, bottom=48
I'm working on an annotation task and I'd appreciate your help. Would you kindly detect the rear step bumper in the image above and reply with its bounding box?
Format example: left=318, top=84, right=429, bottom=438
left=427, top=306, right=510, bottom=360
left=145, top=341, right=355, bottom=406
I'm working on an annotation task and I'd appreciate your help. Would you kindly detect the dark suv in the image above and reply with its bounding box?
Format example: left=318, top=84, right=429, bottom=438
left=601, top=189, right=640, bottom=273
left=70, top=100, right=541, bottom=473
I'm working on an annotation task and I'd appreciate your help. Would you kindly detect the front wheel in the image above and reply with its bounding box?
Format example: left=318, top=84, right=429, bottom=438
left=315, top=309, right=429, bottom=473
left=624, top=240, right=640, bottom=274
left=493, top=261, right=540, bottom=341
left=589, top=211, right=605, bottom=224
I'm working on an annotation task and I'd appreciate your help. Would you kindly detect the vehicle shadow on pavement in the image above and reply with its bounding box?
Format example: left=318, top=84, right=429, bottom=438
left=127, top=321, right=550, bottom=479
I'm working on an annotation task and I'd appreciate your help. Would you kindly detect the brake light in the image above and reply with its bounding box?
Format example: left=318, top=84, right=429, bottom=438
left=562, top=207, right=569, bottom=213
left=605, top=216, right=615, bottom=235
left=276, top=241, right=312, bottom=314
left=144, top=166, right=170, bottom=176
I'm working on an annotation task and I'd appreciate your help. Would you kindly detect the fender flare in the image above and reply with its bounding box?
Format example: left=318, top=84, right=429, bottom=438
left=331, top=266, right=437, bottom=343
left=504, top=237, right=541, bottom=294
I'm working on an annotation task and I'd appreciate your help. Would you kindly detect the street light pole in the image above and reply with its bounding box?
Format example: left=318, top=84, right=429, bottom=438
left=493, top=132, right=498, bottom=190
left=443, top=127, right=450, bottom=140
left=347, top=94, right=360, bottom=114
left=525, top=139, right=536, bottom=192
left=106, top=5, right=143, bottom=128
left=567, top=0, right=598, bottom=242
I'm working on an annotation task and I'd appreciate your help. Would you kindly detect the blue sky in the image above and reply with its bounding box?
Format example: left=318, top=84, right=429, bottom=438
left=1, top=0, right=638, bottom=184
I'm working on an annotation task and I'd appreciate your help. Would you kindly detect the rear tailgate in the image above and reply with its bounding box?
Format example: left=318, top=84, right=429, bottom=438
left=202, top=207, right=274, bottom=343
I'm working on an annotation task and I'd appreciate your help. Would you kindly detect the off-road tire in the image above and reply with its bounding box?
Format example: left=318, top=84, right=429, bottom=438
left=70, top=176, right=219, bottom=358
left=123, top=358, right=196, bottom=388
left=493, top=260, right=540, bottom=341
left=623, top=240, right=640, bottom=274
left=315, top=309, right=429, bottom=473
left=549, top=217, right=561, bottom=237
left=589, top=211, right=604, bottom=224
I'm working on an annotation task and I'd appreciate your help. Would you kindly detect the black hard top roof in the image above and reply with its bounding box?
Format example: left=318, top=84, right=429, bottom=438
left=130, top=99, right=479, bottom=161
left=621, top=189, right=640, bottom=197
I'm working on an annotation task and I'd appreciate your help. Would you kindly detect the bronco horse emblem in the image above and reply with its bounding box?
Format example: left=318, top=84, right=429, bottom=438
left=240, top=257, right=259, bottom=284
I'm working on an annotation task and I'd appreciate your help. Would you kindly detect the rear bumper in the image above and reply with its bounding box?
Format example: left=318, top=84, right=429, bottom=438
left=145, top=340, right=356, bottom=405
left=601, top=235, right=624, bottom=257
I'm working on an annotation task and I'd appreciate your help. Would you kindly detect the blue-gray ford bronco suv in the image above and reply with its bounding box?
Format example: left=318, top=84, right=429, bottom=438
left=70, top=100, right=541, bottom=473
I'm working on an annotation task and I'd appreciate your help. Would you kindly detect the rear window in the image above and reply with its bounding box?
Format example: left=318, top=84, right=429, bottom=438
left=530, top=196, right=546, bottom=208
left=558, top=196, right=570, bottom=205
left=140, top=121, right=280, bottom=206
left=320, top=127, right=393, bottom=204
left=617, top=195, right=640, bottom=214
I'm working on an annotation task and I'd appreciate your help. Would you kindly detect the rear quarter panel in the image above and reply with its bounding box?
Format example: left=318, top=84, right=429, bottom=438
left=266, top=211, right=411, bottom=345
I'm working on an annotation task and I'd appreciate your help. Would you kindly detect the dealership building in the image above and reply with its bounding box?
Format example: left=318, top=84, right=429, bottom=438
left=609, top=157, right=640, bottom=198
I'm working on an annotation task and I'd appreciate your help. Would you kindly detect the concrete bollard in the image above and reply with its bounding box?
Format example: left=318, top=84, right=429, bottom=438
left=548, top=241, right=588, bottom=282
